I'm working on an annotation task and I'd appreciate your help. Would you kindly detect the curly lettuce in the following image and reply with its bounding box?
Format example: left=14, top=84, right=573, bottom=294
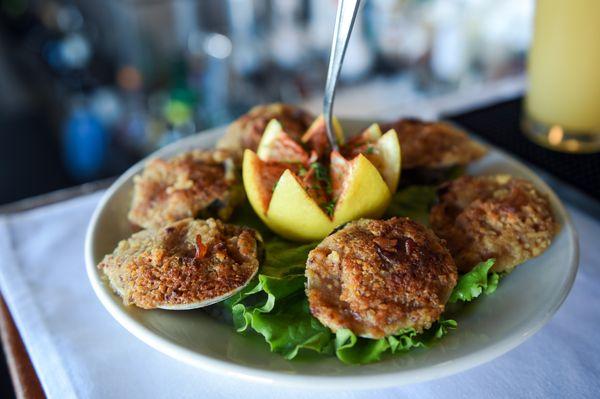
left=334, top=319, right=457, bottom=364
left=449, top=259, right=500, bottom=303
left=224, top=239, right=334, bottom=359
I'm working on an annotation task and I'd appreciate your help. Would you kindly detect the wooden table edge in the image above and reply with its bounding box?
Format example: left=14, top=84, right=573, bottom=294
left=0, top=296, right=45, bottom=399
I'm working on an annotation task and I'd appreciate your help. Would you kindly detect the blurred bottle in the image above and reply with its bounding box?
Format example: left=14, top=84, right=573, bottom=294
left=198, top=33, right=233, bottom=127
left=427, top=0, right=471, bottom=87
left=367, top=0, right=429, bottom=69
left=270, top=0, right=307, bottom=70
left=62, top=103, right=107, bottom=181
left=227, top=0, right=267, bottom=76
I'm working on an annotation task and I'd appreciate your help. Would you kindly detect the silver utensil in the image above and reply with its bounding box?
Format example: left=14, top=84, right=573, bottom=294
left=323, top=0, right=362, bottom=152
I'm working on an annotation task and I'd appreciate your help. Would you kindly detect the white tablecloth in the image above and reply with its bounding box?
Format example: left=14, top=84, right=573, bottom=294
left=0, top=191, right=598, bottom=399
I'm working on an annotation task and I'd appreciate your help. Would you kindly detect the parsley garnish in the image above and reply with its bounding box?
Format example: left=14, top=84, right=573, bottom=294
left=310, top=162, right=328, bottom=180
left=324, top=200, right=335, bottom=216
left=310, top=161, right=333, bottom=195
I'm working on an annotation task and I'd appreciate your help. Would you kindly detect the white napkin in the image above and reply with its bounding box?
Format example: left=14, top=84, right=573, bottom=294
left=0, top=192, right=598, bottom=399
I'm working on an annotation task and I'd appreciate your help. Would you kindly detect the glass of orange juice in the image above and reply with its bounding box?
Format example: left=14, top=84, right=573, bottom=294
left=523, top=0, right=600, bottom=153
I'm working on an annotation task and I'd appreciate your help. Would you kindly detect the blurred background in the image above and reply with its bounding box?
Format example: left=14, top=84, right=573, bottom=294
left=0, top=0, right=534, bottom=205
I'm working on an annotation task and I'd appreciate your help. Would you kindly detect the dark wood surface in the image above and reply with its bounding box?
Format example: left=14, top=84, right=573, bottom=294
left=0, top=297, right=45, bottom=399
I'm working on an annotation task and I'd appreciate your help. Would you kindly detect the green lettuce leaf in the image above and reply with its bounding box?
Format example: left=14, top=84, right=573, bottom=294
left=260, top=238, right=318, bottom=277
left=335, top=329, right=391, bottom=364
left=228, top=274, right=305, bottom=325
left=224, top=238, right=316, bottom=310
left=224, top=238, right=332, bottom=358
left=449, top=259, right=500, bottom=303
left=236, top=297, right=334, bottom=359
left=385, top=185, right=437, bottom=224
left=334, top=318, right=457, bottom=365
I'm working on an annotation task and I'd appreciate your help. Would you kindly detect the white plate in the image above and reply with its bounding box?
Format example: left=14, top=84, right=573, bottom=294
left=85, top=120, right=578, bottom=390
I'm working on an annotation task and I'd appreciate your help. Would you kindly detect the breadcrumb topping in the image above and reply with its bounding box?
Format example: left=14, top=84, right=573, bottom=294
left=98, top=218, right=260, bottom=309
left=128, top=149, right=243, bottom=229
left=380, top=119, right=487, bottom=169
left=430, top=174, right=556, bottom=273
left=216, top=103, right=314, bottom=156
left=306, top=218, right=457, bottom=339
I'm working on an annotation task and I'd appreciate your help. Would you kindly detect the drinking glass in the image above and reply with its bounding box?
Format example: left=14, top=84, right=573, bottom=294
left=523, top=0, right=600, bottom=153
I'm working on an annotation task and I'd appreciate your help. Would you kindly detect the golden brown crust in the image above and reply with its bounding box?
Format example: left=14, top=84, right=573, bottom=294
left=128, top=149, right=243, bottom=230
left=380, top=119, right=487, bottom=169
left=216, top=103, right=314, bottom=156
left=430, top=175, right=556, bottom=273
left=98, top=218, right=261, bottom=309
left=306, top=218, right=457, bottom=338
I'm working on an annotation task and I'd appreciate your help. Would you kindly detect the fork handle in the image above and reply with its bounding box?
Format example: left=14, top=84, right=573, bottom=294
left=323, top=0, right=362, bottom=152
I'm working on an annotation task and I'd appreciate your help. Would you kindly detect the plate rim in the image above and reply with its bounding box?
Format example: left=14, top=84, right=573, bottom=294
left=85, top=122, right=579, bottom=390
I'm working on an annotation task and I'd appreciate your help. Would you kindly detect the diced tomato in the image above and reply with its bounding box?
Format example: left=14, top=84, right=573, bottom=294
left=254, top=160, right=290, bottom=209
left=302, top=118, right=333, bottom=158
left=262, top=132, right=309, bottom=164
left=194, top=235, right=208, bottom=260
left=330, top=151, right=350, bottom=201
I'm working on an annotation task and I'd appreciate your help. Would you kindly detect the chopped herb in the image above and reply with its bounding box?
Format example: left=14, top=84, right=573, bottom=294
left=298, top=166, right=307, bottom=176
left=310, top=162, right=328, bottom=181
left=364, top=146, right=375, bottom=154
left=310, top=161, right=333, bottom=195
left=323, top=201, right=336, bottom=216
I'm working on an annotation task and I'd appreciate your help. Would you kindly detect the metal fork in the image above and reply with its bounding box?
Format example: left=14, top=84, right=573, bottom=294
left=323, top=0, right=362, bottom=152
